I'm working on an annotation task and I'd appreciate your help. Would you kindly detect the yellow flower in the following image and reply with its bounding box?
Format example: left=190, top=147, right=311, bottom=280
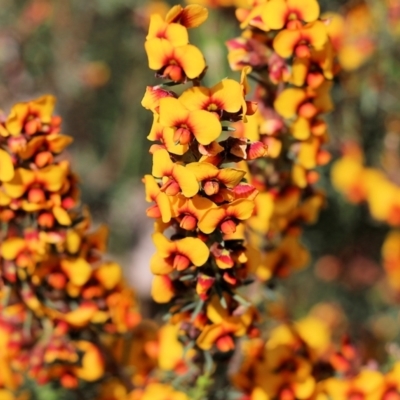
left=150, top=232, right=210, bottom=274
left=158, top=97, right=221, bottom=145
left=262, top=0, right=320, bottom=31
left=145, top=38, right=206, bottom=82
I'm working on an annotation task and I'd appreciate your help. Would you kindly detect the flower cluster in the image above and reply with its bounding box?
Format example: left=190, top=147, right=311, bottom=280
left=0, top=96, right=140, bottom=395
left=225, top=0, right=341, bottom=284
left=332, top=143, right=400, bottom=227
left=233, top=310, right=400, bottom=400
left=142, top=3, right=268, bottom=392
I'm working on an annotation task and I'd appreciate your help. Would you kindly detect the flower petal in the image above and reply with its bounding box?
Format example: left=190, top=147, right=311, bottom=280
left=173, top=44, right=206, bottom=80
left=274, top=88, right=307, bottom=119
left=0, top=149, right=14, bottom=182
left=189, top=110, right=221, bottom=145
left=177, top=237, right=209, bottom=266
left=211, top=79, right=243, bottom=113
left=262, top=0, right=288, bottom=30
left=172, top=164, right=199, bottom=197
left=145, top=38, right=173, bottom=71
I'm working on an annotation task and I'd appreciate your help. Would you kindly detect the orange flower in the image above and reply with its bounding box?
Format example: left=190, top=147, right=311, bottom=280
left=165, top=4, right=208, bottom=28
left=196, top=295, right=257, bottom=351
left=144, top=174, right=172, bottom=223
left=150, top=232, right=210, bottom=274
left=262, top=0, right=320, bottom=30
left=145, top=38, right=206, bottom=82
left=273, top=20, right=328, bottom=59
left=152, top=149, right=199, bottom=197
left=146, top=14, right=189, bottom=46
left=186, top=162, right=246, bottom=197
left=158, top=97, right=221, bottom=145
left=170, top=194, right=216, bottom=230
left=198, top=199, right=255, bottom=234
left=179, top=79, right=244, bottom=116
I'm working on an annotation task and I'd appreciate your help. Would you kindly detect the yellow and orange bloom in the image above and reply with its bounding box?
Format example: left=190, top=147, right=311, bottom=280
left=150, top=232, right=210, bottom=274
left=145, top=38, right=206, bottom=82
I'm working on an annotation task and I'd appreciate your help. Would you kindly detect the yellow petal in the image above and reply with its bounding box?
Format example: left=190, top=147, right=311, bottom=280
left=74, top=341, right=104, bottom=381
left=176, top=237, right=209, bottom=266
left=46, top=134, right=74, bottom=154
left=63, top=303, right=97, bottom=327
left=2, top=168, right=35, bottom=198
left=172, top=164, right=199, bottom=197
left=159, top=97, right=189, bottom=128
left=145, top=38, right=173, bottom=71
left=166, top=4, right=208, bottom=28
left=61, top=258, right=92, bottom=286
left=186, top=162, right=219, bottom=181
left=217, top=168, right=246, bottom=188
left=152, top=232, right=175, bottom=258
left=95, top=262, right=122, bottom=290
left=189, top=110, right=221, bottom=145
left=291, top=116, right=311, bottom=140
left=5, top=103, right=29, bottom=135
left=198, top=207, right=226, bottom=234
left=37, top=165, right=67, bottom=192
left=288, top=0, right=320, bottom=22
left=1, top=237, right=25, bottom=260
left=151, top=275, right=175, bottom=303
left=211, top=79, right=243, bottom=113
left=274, top=88, right=307, bottom=119
left=0, top=149, right=14, bottom=182
left=174, top=44, right=206, bottom=79
left=179, top=86, right=210, bottom=111
left=147, top=14, right=188, bottom=46
left=53, top=206, right=72, bottom=226
left=158, top=324, right=184, bottom=371
left=150, top=252, right=174, bottom=275
left=273, top=28, right=302, bottom=58
left=262, top=0, right=288, bottom=30
left=152, top=149, right=173, bottom=177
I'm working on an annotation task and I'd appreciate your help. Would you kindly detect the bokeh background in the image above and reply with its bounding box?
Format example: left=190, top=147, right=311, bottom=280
left=1, top=0, right=400, bottom=355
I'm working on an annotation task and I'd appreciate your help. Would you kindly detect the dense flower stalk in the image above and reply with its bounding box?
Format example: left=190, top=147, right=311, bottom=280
left=226, top=0, right=341, bottom=284
left=0, top=96, right=140, bottom=397
left=142, top=4, right=268, bottom=396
